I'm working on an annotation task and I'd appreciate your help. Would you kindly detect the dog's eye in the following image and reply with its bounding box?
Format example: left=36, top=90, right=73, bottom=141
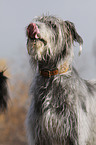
left=49, top=21, right=52, bottom=24
left=48, top=21, right=57, bottom=29
left=52, top=24, right=56, bottom=29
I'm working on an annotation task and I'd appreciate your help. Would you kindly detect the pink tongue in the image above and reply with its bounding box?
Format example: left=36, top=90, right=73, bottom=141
left=27, top=23, right=40, bottom=39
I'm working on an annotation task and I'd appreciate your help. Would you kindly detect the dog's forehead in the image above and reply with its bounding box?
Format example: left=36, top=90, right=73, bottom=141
left=34, top=15, right=62, bottom=24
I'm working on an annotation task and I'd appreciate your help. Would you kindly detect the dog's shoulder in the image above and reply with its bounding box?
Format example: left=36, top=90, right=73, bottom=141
left=84, top=80, right=96, bottom=95
left=85, top=80, right=96, bottom=88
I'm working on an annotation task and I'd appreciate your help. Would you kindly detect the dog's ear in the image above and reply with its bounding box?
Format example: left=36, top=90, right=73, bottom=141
left=65, top=21, right=83, bottom=45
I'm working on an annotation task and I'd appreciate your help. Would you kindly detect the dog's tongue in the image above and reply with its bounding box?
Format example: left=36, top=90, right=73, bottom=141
left=27, top=23, right=40, bottom=39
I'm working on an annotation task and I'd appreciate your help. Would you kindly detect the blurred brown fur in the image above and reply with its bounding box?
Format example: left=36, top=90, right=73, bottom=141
left=0, top=77, right=29, bottom=145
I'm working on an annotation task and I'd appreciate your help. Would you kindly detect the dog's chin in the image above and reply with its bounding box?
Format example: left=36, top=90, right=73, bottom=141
left=27, top=42, right=46, bottom=62
left=27, top=39, right=44, bottom=54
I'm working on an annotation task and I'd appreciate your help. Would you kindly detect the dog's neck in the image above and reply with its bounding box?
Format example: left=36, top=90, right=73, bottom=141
left=38, top=60, right=70, bottom=77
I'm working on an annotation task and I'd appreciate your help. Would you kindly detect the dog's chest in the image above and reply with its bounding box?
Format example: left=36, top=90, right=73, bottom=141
left=35, top=82, right=76, bottom=137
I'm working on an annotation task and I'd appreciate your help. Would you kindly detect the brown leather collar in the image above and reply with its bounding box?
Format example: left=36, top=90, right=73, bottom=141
left=40, top=67, right=69, bottom=77
left=40, top=69, right=58, bottom=77
left=39, top=61, right=69, bottom=77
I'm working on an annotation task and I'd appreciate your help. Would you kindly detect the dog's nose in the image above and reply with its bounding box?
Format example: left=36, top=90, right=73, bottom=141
left=27, top=23, right=40, bottom=39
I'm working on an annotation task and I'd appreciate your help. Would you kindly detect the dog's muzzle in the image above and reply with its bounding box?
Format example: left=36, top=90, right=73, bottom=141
left=27, top=23, right=47, bottom=55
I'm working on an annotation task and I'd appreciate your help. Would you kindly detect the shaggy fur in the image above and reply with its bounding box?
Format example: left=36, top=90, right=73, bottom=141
left=0, top=70, right=9, bottom=112
left=26, top=15, right=96, bottom=145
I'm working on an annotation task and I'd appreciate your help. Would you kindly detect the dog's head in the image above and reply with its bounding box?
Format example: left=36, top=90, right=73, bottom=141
left=0, top=70, right=9, bottom=112
left=26, top=15, right=83, bottom=68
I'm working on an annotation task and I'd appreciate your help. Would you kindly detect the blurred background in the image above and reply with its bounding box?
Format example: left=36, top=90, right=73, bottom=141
left=0, top=0, right=96, bottom=145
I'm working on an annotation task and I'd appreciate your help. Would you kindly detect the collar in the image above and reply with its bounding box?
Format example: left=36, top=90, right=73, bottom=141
left=39, top=62, right=69, bottom=77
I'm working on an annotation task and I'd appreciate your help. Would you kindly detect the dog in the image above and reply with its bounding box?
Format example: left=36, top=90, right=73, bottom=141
left=0, top=70, right=9, bottom=112
left=26, top=15, right=96, bottom=145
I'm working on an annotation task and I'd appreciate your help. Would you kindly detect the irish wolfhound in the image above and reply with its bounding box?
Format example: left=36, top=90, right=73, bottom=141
left=0, top=70, right=9, bottom=112
left=26, top=15, right=96, bottom=145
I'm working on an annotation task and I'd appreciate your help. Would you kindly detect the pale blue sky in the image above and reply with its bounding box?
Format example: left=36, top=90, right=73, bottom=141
left=0, top=0, right=96, bottom=79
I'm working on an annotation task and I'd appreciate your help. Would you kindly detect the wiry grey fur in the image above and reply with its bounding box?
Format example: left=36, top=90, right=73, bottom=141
left=26, top=15, right=96, bottom=145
